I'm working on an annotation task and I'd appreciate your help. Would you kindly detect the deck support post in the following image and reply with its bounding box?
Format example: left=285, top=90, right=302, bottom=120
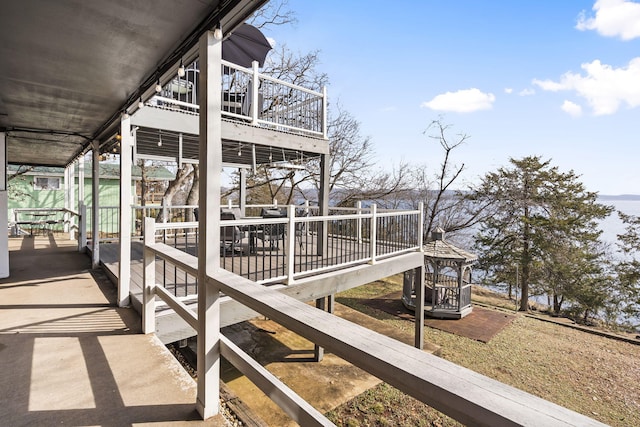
left=414, top=265, right=425, bottom=349
left=317, top=153, right=330, bottom=256
left=78, top=203, right=87, bottom=252
left=118, top=115, right=133, bottom=307
left=239, top=168, right=247, bottom=217
left=0, top=131, right=8, bottom=278
left=65, top=162, right=75, bottom=239
left=313, top=294, right=335, bottom=362
left=142, top=217, right=156, bottom=333
left=78, top=161, right=85, bottom=251
left=196, top=29, right=223, bottom=420
left=91, top=140, right=100, bottom=269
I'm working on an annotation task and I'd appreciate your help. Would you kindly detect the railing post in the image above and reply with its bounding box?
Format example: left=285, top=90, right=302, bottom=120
left=142, top=217, right=156, bottom=334
left=369, top=203, right=377, bottom=264
left=356, top=201, right=362, bottom=244
left=418, top=201, right=424, bottom=249
left=13, top=209, right=18, bottom=236
left=251, top=61, right=259, bottom=126
left=457, top=262, right=463, bottom=313
left=286, top=204, right=296, bottom=285
left=322, top=86, right=328, bottom=139
left=79, top=203, right=87, bottom=252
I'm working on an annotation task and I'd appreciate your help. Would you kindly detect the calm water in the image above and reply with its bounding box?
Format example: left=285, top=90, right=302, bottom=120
left=598, top=198, right=640, bottom=248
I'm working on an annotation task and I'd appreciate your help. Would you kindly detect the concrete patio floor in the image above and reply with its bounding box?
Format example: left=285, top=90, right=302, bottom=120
left=0, top=235, right=228, bottom=426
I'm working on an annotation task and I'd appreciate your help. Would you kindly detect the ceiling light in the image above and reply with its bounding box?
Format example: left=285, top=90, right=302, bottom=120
left=138, top=96, right=144, bottom=109
left=213, top=24, right=223, bottom=40
left=178, top=59, right=185, bottom=77
left=158, top=130, right=163, bottom=147
left=155, top=78, right=162, bottom=93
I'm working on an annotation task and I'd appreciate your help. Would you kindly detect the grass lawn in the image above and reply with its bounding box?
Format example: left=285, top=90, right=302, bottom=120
left=326, top=277, right=640, bottom=427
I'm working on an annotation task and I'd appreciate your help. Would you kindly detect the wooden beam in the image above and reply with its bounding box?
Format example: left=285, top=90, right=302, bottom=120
left=152, top=251, right=424, bottom=342
left=220, top=335, right=333, bottom=426
left=196, top=29, right=222, bottom=421
left=222, top=120, right=329, bottom=155
left=211, top=269, right=605, bottom=427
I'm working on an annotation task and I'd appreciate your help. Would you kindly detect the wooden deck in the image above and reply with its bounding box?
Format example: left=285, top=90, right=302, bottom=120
left=96, top=235, right=424, bottom=344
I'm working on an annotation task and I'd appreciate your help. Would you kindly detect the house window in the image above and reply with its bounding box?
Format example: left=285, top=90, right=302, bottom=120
left=33, top=177, right=61, bottom=190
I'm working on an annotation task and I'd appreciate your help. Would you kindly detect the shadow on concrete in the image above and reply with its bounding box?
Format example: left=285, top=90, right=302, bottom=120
left=0, top=235, right=226, bottom=426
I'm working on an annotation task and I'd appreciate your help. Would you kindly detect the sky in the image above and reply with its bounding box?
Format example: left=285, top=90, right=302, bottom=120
left=263, top=0, right=640, bottom=195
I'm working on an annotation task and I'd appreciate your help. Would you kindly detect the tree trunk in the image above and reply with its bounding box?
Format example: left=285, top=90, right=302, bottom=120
left=158, top=165, right=192, bottom=222
left=186, top=165, right=199, bottom=222
left=553, top=293, right=561, bottom=316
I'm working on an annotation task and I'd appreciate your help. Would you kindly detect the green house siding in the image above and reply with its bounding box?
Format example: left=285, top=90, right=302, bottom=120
left=8, top=175, right=133, bottom=235
left=8, top=163, right=173, bottom=236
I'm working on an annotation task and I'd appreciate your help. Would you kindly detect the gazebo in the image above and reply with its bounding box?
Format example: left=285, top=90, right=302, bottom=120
left=402, top=228, right=477, bottom=319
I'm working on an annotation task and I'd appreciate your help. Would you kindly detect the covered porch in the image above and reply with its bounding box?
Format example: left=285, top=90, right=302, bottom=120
left=0, top=1, right=606, bottom=425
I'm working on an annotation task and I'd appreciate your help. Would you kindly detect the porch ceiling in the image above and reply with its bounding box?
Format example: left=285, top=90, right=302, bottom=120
left=0, top=0, right=266, bottom=168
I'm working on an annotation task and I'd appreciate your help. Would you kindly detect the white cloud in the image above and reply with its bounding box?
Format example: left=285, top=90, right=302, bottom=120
left=421, top=88, right=495, bottom=113
left=504, top=87, right=513, bottom=94
left=576, top=0, right=640, bottom=40
left=518, top=88, right=535, bottom=96
left=533, top=57, right=640, bottom=115
left=561, top=100, right=583, bottom=117
left=532, top=79, right=565, bottom=91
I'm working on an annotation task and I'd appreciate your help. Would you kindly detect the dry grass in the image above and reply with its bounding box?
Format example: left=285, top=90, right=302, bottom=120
left=326, top=279, right=640, bottom=427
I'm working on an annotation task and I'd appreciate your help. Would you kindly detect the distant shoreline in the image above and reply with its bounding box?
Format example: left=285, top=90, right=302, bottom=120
left=598, top=194, right=640, bottom=201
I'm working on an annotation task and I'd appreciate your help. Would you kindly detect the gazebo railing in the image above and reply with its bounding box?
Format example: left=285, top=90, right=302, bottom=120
left=431, top=283, right=472, bottom=311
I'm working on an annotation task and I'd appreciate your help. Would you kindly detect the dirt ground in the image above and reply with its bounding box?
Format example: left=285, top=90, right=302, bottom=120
left=218, top=301, right=440, bottom=426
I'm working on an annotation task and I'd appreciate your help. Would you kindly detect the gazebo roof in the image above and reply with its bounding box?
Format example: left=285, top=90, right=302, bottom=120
left=422, top=229, right=477, bottom=265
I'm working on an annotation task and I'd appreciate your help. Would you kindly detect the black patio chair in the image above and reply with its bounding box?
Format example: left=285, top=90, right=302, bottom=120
left=220, top=211, right=245, bottom=254
left=257, top=208, right=286, bottom=250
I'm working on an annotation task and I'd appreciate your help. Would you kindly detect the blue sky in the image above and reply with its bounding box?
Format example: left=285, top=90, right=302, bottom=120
left=264, top=0, right=640, bottom=195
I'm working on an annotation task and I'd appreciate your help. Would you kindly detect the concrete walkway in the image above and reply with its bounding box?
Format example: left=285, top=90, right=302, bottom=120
left=0, top=235, right=227, bottom=426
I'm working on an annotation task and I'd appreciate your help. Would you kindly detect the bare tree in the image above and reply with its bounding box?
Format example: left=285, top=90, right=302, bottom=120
left=8, top=165, right=35, bottom=202
left=249, top=0, right=297, bottom=29
left=400, top=119, right=485, bottom=245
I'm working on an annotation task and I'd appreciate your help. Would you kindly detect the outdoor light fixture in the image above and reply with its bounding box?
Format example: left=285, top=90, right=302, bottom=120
left=177, top=59, right=185, bottom=77
left=155, top=78, right=162, bottom=93
left=122, top=110, right=130, bottom=119
left=214, top=25, right=223, bottom=40
left=138, top=96, right=144, bottom=109
left=238, top=143, right=242, bottom=156
left=157, top=130, right=163, bottom=147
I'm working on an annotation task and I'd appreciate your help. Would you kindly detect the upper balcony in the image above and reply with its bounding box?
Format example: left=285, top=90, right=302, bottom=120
left=126, top=59, right=328, bottom=168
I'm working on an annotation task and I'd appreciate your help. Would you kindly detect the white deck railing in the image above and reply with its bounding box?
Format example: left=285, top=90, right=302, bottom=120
left=149, top=59, right=327, bottom=138
left=146, top=204, right=422, bottom=291
left=141, top=216, right=605, bottom=427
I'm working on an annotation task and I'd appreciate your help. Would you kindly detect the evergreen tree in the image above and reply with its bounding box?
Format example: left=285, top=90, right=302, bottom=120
left=469, top=156, right=612, bottom=312
left=615, top=212, right=640, bottom=322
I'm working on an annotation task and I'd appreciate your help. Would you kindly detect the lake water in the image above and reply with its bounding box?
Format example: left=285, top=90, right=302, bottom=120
left=598, top=198, right=640, bottom=249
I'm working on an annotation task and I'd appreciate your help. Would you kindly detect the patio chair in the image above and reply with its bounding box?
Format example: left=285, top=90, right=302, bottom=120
left=256, top=208, right=286, bottom=250
left=241, top=81, right=264, bottom=118
left=220, top=211, right=245, bottom=254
